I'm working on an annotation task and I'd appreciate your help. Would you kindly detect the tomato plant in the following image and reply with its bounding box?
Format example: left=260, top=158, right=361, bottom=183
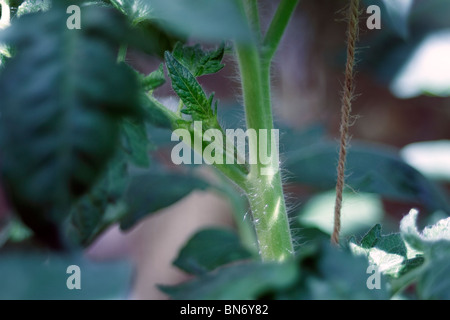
left=0, top=0, right=449, bottom=300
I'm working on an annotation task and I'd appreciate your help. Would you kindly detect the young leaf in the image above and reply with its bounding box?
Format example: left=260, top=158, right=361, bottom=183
left=16, top=0, right=51, bottom=17
left=400, top=209, right=450, bottom=254
left=173, top=228, right=253, bottom=276
left=172, top=42, right=225, bottom=77
left=349, top=223, right=424, bottom=279
left=165, top=51, right=214, bottom=120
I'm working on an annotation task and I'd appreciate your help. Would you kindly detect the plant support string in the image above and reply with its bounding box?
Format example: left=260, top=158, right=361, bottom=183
left=332, top=0, right=360, bottom=245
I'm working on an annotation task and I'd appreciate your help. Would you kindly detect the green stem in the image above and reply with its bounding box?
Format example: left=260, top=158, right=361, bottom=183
left=234, top=0, right=298, bottom=261
left=243, top=0, right=261, bottom=42
left=212, top=177, right=258, bottom=256
left=262, top=0, right=299, bottom=61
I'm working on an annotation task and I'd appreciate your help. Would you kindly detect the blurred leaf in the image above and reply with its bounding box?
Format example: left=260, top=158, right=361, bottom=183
left=401, top=140, right=450, bottom=182
left=390, top=31, right=450, bottom=98
left=0, top=252, right=132, bottom=299
left=411, top=0, right=450, bottom=31
left=119, top=167, right=209, bottom=230
left=173, top=228, right=252, bottom=275
left=16, top=0, right=50, bottom=16
left=298, top=190, right=384, bottom=236
left=172, top=42, right=225, bottom=77
left=120, top=118, right=151, bottom=167
left=160, top=260, right=298, bottom=300
left=418, top=254, right=450, bottom=300
left=399, top=210, right=450, bottom=299
left=68, top=154, right=129, bottom=246
left=142, top=0, right=250, bottom=42
left=314, top=242, right=389, bottom=299
left=0, top=5, right=139, bottom=247
left=276, top=241, right=389, bottom=300
left=381, top=0, right=413, bottom=38
left=285, top=141, right=450, bottom=213
left=109, top=0, right=153, bottom=24
left=400, top=209, right=450, bottom=253
left=363, top=0, right=413, bottom=38
left=107, top=0, right=185, bottom=57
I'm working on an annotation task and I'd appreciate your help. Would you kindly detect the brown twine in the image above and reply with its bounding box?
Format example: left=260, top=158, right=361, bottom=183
left=331, top=0, right=360, bottom=246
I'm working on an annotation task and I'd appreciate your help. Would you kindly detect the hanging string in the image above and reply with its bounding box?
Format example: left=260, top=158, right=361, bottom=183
left=332, top=0, right=360, bottom=246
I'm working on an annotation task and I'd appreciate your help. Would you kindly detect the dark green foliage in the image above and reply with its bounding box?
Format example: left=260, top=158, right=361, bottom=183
left=173, top=228, right=253, bottom=275
left=0, top=251, right=132, bottom=299
left=160, top=259, right=298, bottom=300
left=0, top=4, right=140, bottom=247
left=68, top=154, right=128, bottom=246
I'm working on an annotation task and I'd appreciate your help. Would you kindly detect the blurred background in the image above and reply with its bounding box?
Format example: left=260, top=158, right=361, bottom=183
left=0, top=0, right=449, bottom=299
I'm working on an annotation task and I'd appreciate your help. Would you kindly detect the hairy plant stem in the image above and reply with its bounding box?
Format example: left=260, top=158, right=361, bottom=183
left=234, top=0, right=298, bottom=262
left=148, top=96, right=249, bottom=189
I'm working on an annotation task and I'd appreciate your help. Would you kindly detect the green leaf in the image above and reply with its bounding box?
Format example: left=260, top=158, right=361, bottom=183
left=274, top=242, right=389, bottom=300
left=119, top=167, right=209, bottom=230
left=0, top=5, right=139, bottom=246
left=362, top=0, right=413, bottom=38
left=173, top=228, right=253, bottom=276
left=380, top=0, right=413, bottom=38
left=160, top=260, right=298, bottom=300
left=418, top=254, right=450, bottom=300
left=349, top=210, right=450, bottom=297
left=172, top=42, right=225, bottom=77
left=164, top=51, right=214, bottom=120
left=349, top=223, right=424, bottom=279
left=400, top=209, right=450, bottom=254
left=120, top=118, right=151, bottom=167
left=0, top=251, right=132, bottom=299
left=285, top=141, right=450, bottom=213
left=68, top=154, right=129, bottom=246
left=140, top=0, right=250, bottom=42
left=398, top=210, right=450, bottom=299
left=140, top=63, right=166, bottom=91
left=107, top=0, right=185, bottom=57
left=16, top=0, right=51, bottom=17
left=140, top=94, right=174, bottom=129
left=314, top=243, right=389, bottom=299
